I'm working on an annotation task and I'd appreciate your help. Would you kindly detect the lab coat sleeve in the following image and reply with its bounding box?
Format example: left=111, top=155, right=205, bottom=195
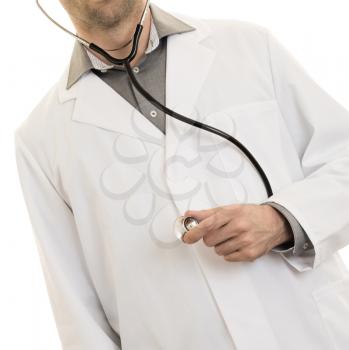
left=14, top=131, right=121, bottom=350
left=264, top=29, right=349, bottom=272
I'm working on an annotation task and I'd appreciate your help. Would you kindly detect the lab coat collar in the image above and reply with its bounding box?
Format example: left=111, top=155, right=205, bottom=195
left=65, top=3, right=196, bottom=89
left=57, top=16, right=214, bottom=137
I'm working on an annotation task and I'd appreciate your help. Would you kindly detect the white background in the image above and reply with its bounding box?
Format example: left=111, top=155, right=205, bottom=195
left=1, top=0, right=349, bottom=349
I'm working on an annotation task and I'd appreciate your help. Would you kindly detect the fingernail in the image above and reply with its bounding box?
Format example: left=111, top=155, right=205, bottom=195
left=182, top=233, right=188, bottom=243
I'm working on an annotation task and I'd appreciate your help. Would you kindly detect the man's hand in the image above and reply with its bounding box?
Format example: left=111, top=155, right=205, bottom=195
left=182, top=204, right=294, bottom=262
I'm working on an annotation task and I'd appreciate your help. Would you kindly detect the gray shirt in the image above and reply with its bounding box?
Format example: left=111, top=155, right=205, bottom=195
left=66, top=3, right=314, bottom=256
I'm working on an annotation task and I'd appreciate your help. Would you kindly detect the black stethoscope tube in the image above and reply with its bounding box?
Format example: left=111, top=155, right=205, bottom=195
left=36, top=0, right=274, bottom=197
left=124, top=61, right=273, bottom=197
left=89, top=25, right=144, bottom=66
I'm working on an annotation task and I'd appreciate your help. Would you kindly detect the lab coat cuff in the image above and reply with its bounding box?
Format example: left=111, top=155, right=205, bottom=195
left=260, top=199, right=318, bottom=272
left=260, top=201, right=315, bottom=256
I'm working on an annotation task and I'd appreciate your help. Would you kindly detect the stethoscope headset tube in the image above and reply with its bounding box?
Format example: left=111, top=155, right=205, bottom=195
left=36, top=0, right=274, bottom=197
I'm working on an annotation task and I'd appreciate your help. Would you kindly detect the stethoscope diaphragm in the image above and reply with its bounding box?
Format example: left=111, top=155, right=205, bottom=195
left=174, top=216, right=199, bottom=242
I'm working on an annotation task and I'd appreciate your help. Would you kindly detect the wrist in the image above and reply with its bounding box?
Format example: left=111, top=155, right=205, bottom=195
left=277, top=212, right=294, bottom=246
left=265, top=204, right=294, bottom=247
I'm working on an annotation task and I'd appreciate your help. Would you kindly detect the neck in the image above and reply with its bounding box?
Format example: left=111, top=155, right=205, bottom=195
left=74, top=2, right=151, bottom=67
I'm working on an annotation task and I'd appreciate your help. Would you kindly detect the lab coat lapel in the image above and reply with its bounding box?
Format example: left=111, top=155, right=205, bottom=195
left=164, top=25, right=216, bottom=215
left=58, top=69, right=164, bottom=144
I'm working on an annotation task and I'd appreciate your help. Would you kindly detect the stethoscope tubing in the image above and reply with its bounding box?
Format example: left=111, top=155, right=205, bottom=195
left=124, top=61, right=273, bottom=197
left=35, top=0, right=274, bottom=198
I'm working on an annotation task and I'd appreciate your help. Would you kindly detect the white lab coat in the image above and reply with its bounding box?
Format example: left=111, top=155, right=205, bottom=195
left=14, top=11, right=349, bottom=350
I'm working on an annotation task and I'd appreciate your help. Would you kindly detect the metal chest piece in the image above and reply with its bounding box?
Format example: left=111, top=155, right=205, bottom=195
left=174, top=216, right=199, bottom=241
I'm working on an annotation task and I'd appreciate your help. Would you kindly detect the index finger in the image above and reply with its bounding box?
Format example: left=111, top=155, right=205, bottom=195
left=184, top=207, right=220, bottom=222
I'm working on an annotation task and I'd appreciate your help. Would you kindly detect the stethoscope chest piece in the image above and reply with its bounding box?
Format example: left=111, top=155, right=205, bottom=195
left=174, top=216, right=199, bottom=241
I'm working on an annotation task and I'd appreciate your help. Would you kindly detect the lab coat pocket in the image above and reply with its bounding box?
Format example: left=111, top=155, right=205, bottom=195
left=312, top=275, right=349, bottom=349
left=201, top=99, right=300, bottom=202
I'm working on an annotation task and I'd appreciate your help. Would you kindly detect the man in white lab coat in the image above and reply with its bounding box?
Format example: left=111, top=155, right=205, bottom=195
left=14, top=0, right=349, bottom=349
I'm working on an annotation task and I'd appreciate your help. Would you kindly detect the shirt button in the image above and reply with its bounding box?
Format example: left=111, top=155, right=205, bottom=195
left=133, top=66, right=140, bottom=74
left=100, top=69, right=108, bottom=73
left=150, top=110, right=157, bottom=118
left=303, top=242, right=309, bottom=250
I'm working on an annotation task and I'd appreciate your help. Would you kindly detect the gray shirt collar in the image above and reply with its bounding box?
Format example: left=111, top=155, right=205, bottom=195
left=66, top=3, right=195, bottom=89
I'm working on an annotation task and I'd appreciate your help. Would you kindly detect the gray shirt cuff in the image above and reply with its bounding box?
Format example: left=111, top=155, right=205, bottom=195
left=260, top=201, right=314, bottom=256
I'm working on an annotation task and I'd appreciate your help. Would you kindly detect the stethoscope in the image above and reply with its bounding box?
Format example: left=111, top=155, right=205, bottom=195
left=36, top=0, right=274, bottom=241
